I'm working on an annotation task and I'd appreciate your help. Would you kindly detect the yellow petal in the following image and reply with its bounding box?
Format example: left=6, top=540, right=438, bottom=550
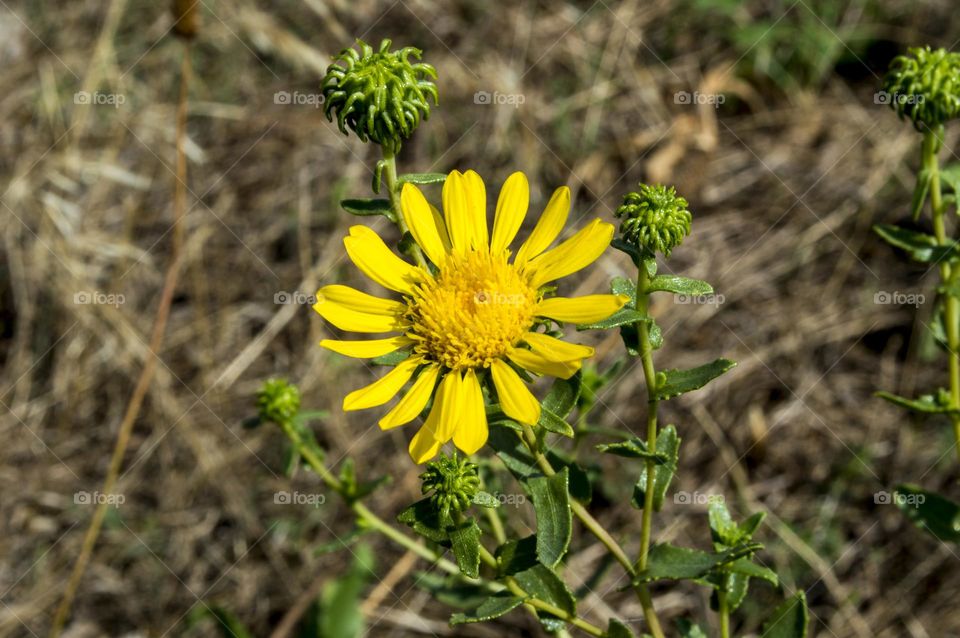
left=430, top=204, right=452, bottom=253
left=344, top=225, right=421, bottom=294
left=523, top=331, right=595, bottom=362
left=320, top=335, right=411, bottom=358
left=490, top=359, right=540, bottom=425
left=409, top=423, right=443, bottom=464
left=379, top=364, right=440, bottom=430
left=313, top=285, right=405, bottom=333
left=452, top=369, right=488, bottom=455
left=442, top=170, right=472, bottom=251
left=401, top=183, right=448, bottom=265
left=515, top=186, right=570, bottom=265
left=508, top=347, right=582, bottom=379
left=408, top=372, right=451, bottom=463
left=490, top=172, right=529, bottom=255
left=462, top=170, right=488, bottom=248
left=433, top=370, right=463, bottom=443
left=537, top=294, right=629, bottom=324
left=343, top=356, right=420, bottom=411
left=526, top=219, right=614, bottom=288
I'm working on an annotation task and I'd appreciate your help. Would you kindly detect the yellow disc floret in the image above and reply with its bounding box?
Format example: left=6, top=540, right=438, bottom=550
left=406, top=250, right=539, bottom=370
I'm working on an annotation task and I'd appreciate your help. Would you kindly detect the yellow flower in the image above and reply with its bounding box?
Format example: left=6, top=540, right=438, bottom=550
left=315, top=170, right=627, bottom=463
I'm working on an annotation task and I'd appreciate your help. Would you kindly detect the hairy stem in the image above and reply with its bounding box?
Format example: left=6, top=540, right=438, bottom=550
left=924, top=129, right=960, bottom=463
left=380, top=148, right=428, bottom=268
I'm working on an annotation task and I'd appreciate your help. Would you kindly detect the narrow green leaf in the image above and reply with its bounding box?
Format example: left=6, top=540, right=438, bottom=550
left=655, top=359, right=737, bottom=400
left=538, top=406, right=575, bottom=437
left=488, top=424, right=538, bottom=479
left=542, top=373, right=582, bottom=419
left=940, top=163, right=960, bottom=197
left=635, top=542, right=762, bottom=583
left=370, top=348, right=412, bottom=366
left=873, top=224, right=959, bottom=263
left=513, top=564, right=576, bottom=630
left=762, top=592, right=809, bottom=638
left=724, top=571, right=751, bottom=612
left=319, top=544, right=375, bottom=638
left=339, top=198, right=397, bottom=222
left=632, top=425, right=680, bottom=512
left=449, top=520, right=482, bottom=578
left=708, top=500, right=741, bottom=548
left=727, top=557, right=779, bottom=585
left=910, top=167, right=931, bottom=220
left=646, top=275, right=713, bottom=296
left=527, top=468, right=572, bottom=568
left=372, top=159, right=386, bottom=193
left=875, top=390, right=957, bottom=414
left=495, top=535, right=538, bottom=576
left=397, top=172, right=448, bottom=185
left=450, top=593, right=525, bottom=625
left=596, top=437, right=669, bottom=463
left=895, top=483, right=960, bottom=543
left=606, top=618, right=637, bottom=638
left=611, top=238, right=642, bottom=266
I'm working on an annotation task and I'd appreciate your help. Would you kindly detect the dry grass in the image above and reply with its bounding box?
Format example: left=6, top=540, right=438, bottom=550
left=3, top=0, right=960, bottom=636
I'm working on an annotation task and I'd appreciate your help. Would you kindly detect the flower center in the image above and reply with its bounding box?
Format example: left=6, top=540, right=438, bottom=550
left=406, top=250, right=539, bottom=371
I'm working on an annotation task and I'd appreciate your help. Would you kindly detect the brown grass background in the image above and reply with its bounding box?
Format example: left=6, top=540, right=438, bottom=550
left=2, top=0, right=960, bottom=636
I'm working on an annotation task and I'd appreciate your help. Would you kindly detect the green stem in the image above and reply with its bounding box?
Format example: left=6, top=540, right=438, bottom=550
left=923, top=129, right=960, bottom=464
left=718, top=588, right=731, bottom=638
left=380, top=148, right=428, bottom=269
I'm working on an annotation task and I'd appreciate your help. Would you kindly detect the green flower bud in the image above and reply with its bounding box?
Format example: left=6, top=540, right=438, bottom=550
left=615, top=183, right=692, bottom=257
left=882, top=46, right=960, bottom=131
left=419, top=452, right=480, bottom=523
left=257, top=378, right=301, bottom=425
left=321, top=39, right=438, bottom=152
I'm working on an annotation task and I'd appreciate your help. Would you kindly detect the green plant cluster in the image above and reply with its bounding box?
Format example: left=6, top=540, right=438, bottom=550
left=883, top=46, right=960, bottom=130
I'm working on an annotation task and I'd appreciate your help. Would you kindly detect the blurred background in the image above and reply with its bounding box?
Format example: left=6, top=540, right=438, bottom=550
left=2, top=0, right=960, bottom=636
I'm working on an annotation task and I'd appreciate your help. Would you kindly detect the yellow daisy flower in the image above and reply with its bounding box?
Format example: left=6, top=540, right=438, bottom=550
left=315, top=170, right=627, bottom=463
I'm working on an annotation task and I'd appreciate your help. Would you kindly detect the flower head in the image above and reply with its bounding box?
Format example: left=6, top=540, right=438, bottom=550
left=420, top=452, right=480, bottom=522
left=615, top=183, right=691, bottom=256
left=314, top=170, right=627, bottom=463
left=257, top=378, right=301, bottom=425
left=321, top=39, right=438, bottom=152
left=883, top=46, right=960, bottom=130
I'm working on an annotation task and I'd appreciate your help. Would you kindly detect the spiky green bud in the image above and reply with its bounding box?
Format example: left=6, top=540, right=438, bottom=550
left=615, top=183, right=692, bottom=257
left=257, top=378, right=301, bottom=425
left=882, top=46, right=960, bottom=130
left=419, top=452, right=480, bottom=523
left=321, top=39, right=438, bottom=153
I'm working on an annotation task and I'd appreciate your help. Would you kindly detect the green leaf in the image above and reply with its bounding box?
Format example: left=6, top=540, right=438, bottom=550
left=449, top=519, right=482, bottom=578
left=397, top=172, right=448, bottom=185
left=708, top=500, right=741, bottom=548
left=727, top=557, right=779, bottom=585
left=372, top=159, right=386, bottom=193
left=910, top=168, right=931, bottom=220
left=596, top=437, right=669, bottom=463
left=655, top=359, right=737, bottom=400
left=635, top=542, right=763, bottom=583
left=542, top=373, right=582, bottom=419
left=611, top=238, right=642, bottom=266
left=762, top=592, right=809, bottom=638
left=875, top=390, right=957, bottom=414
left=450, top=593, right=525, bottom=625
left=397, top=499, right=448, bottom=543
left=646, top=275, right=713, bottom=296
left=676, top=618, right=709, bottom=638
left=370, top=348, right=412, bottom=366
left=526, top=468, right=572, bottom=568
left=537, top=406, right=575, bottom=437
left=472, top=490, right=501, bottom=508
left=632, top=425, right=680, bottom=512
left=606, top=618, right=637, bottom=637
left=873, top=224, right=959, bottom=263
left=513, top=564, right=576, bottom=631
left=578, top=308, right=648, bottom=330
left=495, top=535, right=539, bottom=576
left=895, top=484, right=960, bottom=542
left=488, top=424, right=538, bottom=479
left=339, top=198, right=397, bottom=222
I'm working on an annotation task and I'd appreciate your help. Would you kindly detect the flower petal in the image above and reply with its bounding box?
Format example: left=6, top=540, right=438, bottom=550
left=462, top=170, right=488, bottom=248
left=515, top=186, right=570, bottom=265
left=409, top=423, right=443, bottom=464
left=408, top=371, right=452, bottom=463
left=379, top=364, right=440, bottom=430
left=490, top=359, right=540, bottom=425
left=452, top=369, right=488, bottom=455
left=526, top=219, right=614, bottom=288
left=401, top=183, right=448, bottom=265
left=433, top=370, right=462, bottom=443
left=343, top=356, right=421, bottom=411
left=537, top=294, right=629, bottom=324
left=508, top=347, right=582, bottom=379
left=523, top=331, right=595, bottom=362
left=490, top=172, right=529, bottom=256
left=442, top=170, right=472, bottom=251
left=344, top=225, right=422, bottom=294
left=313, top=285, right=406, bottom=333
left=320, top=335, right=411, bottom=358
